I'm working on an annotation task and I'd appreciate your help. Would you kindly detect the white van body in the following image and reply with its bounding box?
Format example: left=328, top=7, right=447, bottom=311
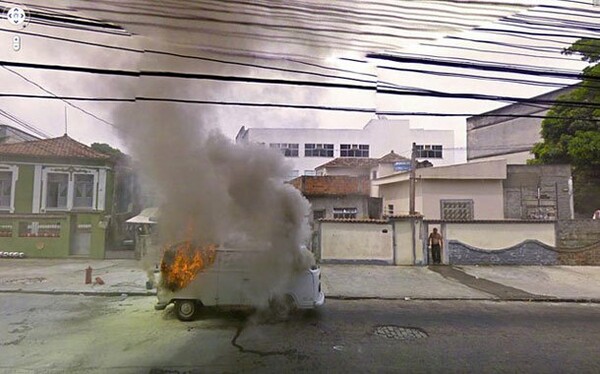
left=155, top=248, right=324, bottom=320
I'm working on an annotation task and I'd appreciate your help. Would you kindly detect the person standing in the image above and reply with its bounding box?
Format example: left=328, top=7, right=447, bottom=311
left=428, top=228, right=443, bottom=264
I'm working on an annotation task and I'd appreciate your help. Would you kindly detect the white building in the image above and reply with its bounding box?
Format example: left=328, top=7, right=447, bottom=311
left=235, top=119, right=456, bottom=179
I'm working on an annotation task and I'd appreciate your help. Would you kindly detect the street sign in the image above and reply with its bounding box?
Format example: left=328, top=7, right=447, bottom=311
left=394, top=161, right=411, bottom=172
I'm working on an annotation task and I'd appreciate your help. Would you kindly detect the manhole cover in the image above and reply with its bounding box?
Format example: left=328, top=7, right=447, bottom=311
left=373, top=325, right=428, bottom=341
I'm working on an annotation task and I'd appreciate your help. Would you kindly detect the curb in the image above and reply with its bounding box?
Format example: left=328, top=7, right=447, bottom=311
left=0, top=289, right=157, bottom=297
left=325, top=295, right=600, bottom=303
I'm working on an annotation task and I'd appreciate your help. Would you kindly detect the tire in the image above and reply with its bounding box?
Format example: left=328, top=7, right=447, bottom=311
left=269, top=294, right=296, bottom=319
left=174, top=299, right=198, bottom=321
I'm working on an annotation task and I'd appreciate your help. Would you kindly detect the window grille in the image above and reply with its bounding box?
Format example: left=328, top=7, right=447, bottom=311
left=333, top=207, right=358, bottom=219
left=441, top=200, right=473, bottom=220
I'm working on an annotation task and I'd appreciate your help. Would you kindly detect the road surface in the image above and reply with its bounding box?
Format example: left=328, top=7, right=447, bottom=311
left=1, top=294, right=599, bottom=373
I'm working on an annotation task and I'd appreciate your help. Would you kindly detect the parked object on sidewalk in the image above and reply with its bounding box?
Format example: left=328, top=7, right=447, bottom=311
left=95, top=276, right=105, bottom=285
left=85, top=266, right=93, bottom=284
left=155, top=243, right=325, bottom=321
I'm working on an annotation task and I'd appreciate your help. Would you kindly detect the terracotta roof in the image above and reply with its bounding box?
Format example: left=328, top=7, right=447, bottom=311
left=316, top=157, right=378, bottom=170
left=378, top=151, right=410, bottom=164
left=289, top=176, right=370, bottom=196
left=316, top=151, right=410, bottom=170
left=0, top=135, right=110, bottom=161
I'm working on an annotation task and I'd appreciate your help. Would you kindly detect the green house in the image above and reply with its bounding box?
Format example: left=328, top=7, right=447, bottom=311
left=0, top=135, right=119, bottom=258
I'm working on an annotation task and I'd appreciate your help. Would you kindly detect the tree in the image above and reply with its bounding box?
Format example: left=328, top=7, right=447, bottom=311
left=91, top=142, right=125, bottom=160
left=530, top=38, right=600, bottom=217
left=531, top=38, right=600, bottom=167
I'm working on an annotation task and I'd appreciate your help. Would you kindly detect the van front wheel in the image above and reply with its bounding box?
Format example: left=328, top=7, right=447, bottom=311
left=174, top=299, right=198, bottom=321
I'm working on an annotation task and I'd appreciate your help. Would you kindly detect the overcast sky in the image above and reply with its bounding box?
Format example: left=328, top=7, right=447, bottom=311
left=1, top=0, right=599, bottom=159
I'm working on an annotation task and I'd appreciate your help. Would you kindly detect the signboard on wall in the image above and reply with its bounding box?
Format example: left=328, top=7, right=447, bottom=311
left=394, top=161, right=411, bottom=172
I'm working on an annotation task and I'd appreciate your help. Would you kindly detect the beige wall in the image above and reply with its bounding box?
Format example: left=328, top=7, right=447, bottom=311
left=394, top=220, right=413, bottom=265
left=422, top=179, right=504, bottom=219
left=320, top=222, right=393, bottom=262
left=445, top=222, right=556, bottom=249
left=378, top=183, right=413, bottom=216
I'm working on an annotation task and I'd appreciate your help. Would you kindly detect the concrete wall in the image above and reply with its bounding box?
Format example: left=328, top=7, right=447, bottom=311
left=309, top=195, right=371, bottom=221
left=0, top=213, right=107, bottom=259
left=422, top=180, right=504, bottom=220
left=504, top=164, right=573, bottom=220
left=556, top=220, right=600, bottom=265
left=437, top=221, right=556, bottom=265
left=317, top=217, right=600, bottom=266
left=319, top=221, right=393, bottom=263
left=378, top=182, right=410, bottom=216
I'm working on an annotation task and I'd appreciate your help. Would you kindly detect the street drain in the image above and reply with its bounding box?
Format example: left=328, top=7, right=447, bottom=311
left=373, top=325, right=428, bottom=341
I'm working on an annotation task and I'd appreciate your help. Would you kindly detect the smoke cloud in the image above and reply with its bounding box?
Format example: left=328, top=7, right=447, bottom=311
left=117, top=76, right=314, bottom=308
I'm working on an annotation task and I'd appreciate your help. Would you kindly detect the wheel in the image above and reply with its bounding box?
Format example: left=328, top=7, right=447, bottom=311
left=174, top=299, right=198, bottom=321
left=269, top=294, right=296, bottom=319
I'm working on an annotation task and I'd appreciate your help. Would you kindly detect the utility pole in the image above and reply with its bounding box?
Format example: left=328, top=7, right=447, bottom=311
left=409, top=142, right=416, bottom=215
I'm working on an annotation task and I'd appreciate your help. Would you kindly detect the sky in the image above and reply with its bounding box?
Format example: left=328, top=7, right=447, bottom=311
left=0, top=0, right=599, bottom=159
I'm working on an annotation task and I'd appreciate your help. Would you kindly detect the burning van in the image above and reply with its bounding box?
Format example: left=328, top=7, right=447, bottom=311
left=155, top=241, right=325, bottom=321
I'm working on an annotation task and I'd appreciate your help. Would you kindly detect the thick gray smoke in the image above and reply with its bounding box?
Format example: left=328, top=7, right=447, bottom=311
left=118, top=98, right=314, bottom=306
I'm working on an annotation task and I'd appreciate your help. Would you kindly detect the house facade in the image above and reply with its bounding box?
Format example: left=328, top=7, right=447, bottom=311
left=289, top=175, right=382, bottom=224
left=236, top=118, right=455, bottom=179
left=373, top=159, right=508, bottom=219
left=0, top=135, right=119, bottom=258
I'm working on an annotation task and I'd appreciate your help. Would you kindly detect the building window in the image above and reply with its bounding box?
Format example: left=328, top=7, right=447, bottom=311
left=333, top=207, right=358, bottom=219
left=387, top=204, right=394, bottom=216
left=43, top=169, right=99, bottom=211
left=441, top=200, right=474, bottom=220
left=313, top=209, right=326, bottom=220
left=46, top=173, right=69, bottom=209
left=0, top=171, right=12, bottom=209
left=340, top=144, right=369, bottom=157
left=416, top=144, right=443, bottom=158
left=73, top=174, right=94, bottom=208
left=372, top=170, right=377, bottom=180
left=305, top=143, right=334, bottom=157
left=270, top=143, right=299, bottom=157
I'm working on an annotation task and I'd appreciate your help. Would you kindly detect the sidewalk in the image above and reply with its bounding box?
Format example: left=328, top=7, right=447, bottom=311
left=0, top=258, right=155, bottom=296
left=1, top=259, right=599, bottom=302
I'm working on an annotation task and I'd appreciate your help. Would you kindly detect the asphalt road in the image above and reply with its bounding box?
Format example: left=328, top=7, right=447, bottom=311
left=1, top=294, right=599, bottom=373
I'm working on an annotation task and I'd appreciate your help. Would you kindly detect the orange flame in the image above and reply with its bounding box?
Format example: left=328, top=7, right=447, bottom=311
left=160, top=241, right=217, bottom=291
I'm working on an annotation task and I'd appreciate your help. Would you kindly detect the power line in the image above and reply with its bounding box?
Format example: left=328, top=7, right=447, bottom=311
left=2, top=66, right=117, bottom=128
left=0, top=109, right=51, bottom=138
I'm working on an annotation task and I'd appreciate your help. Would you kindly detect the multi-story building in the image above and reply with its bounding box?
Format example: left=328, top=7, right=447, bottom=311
left=467, top=86, right=575, bottom=164
left=235, top=118, right=455, bottom=179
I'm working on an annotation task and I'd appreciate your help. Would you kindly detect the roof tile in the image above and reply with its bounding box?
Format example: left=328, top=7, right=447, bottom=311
left=0, top=135, right=110, bottom=161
